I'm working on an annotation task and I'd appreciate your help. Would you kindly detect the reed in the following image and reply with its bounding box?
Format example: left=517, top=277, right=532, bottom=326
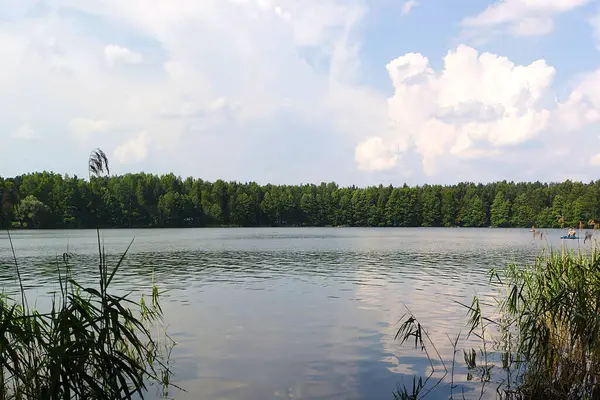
left=395, top=244, right=600, bottom=399
left=0, top=149, right=177, bottom=399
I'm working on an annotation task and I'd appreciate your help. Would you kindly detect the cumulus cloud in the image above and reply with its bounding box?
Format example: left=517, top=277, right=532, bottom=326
left=0, top=0, right=378, bottom=182
left=12, top=124, right=36, bottom=140
left=401, top=0, right=418, bottom=16
left=2, top=0, right=600, bottom=183
left=554, top=70, right=600, bottom=133
left=104, top=45, right=143, bottom=67
left=355, top=137, right=400, bottom=171
left=356, top=45, right=556, bottom=175
left=114, top=131, right=149, bottom=163
left=555, top=92, right=600, bottom=132
left=462, top=0, right=590, bottom=36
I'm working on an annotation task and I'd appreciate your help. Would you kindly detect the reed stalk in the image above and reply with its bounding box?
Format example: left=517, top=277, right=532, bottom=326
left=395, top=243, right=600, bottom=399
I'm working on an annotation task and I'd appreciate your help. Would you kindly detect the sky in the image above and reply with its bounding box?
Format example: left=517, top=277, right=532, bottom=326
left=2, top=0, right=600, bottom=186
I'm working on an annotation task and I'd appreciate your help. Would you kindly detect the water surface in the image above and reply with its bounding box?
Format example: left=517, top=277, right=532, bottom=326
left=0, top=228, right=584, bottom=399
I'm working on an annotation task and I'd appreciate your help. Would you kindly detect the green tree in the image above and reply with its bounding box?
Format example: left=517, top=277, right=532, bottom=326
left=300, top=189, right=319, bottom=226
left=385, top=188, right=402, bottom=226
left=16, top=195, right=50, bottom=228
left=421, top=185, right=442, bottom=227
left=511, top=194, right=535, bottom=227
left=211, top=180, right=229, bottom=225
left=0, top=180, right=17, bottom=228
left=335, top=189, right=353, bottom=226
left=570, top=187, right=598, bottom=227
left=459, top=194, right=486, bottom=227
left=351, top=190, right=368, bottom=226
left=399, top=187, right=421, bottom=226
left=231, top=192, right=254, bottom=226
left=441, top=187, right=458, bottom=227
left=157, top=191, right=183, bottom=226
left=278, top=187, right=297, bottom=225
left=260, top=190, right=279, bottom=225
left=490, top=191, right=511, bottom=227
left=6, top=170, right=600, bottom=230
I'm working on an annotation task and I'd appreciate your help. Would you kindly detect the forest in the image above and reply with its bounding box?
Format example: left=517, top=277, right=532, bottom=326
left=1, top=171, right=599, bottom=229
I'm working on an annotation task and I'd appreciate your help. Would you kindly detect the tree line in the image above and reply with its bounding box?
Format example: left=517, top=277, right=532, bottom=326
left=1, top=172, right=599, bottom=229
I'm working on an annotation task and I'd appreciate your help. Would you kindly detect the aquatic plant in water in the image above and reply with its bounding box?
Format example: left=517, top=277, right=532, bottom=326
left=395, top=244, right=600, bottom=400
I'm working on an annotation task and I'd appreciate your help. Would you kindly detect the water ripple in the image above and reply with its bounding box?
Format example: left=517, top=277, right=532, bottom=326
left=0, top=227, right=579, bottom=399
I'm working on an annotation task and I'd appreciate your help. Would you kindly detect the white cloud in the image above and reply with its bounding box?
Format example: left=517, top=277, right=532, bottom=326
left=355, top=137, right=399, bottom=171
left=0, top=0, right=377, bottom=181
left=591, top=152, right=600, bottom=166
left=510, top=17, right=553, bottom=36
left=114, top=131, right=149, bottom=163
left=356, top=45, right=556, bottom=174
left=2, top=0, right=600, bottom=183
left=104, top=44, right=143, bottom=67
left=68, top=118, right=112, bottom=137
left=462, top=0, right=590, bottom=36
left=554, top=70, right=600, bottom=132
left=401, top=0, right=418, bottom=16
left=555, top=91, right=600, bottom=132
left=12, top=124, right=36, bottom=140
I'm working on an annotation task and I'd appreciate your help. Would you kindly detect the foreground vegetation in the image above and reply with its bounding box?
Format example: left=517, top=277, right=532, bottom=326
left=2, top=172, right=600, bottom=229
left=1, top=232, right=176, bottom=399
left=396, top=245, right=600, bottom=399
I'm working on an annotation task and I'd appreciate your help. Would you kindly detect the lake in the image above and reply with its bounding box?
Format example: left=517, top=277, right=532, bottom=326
left=0, top=228, right=586, bottom=399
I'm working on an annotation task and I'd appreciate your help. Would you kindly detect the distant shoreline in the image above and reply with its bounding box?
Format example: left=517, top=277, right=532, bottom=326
left=3, top=172, right=598, bottom=231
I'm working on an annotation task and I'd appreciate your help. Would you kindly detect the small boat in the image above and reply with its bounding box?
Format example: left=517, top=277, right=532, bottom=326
left=561, top=229, right=579, bottom=240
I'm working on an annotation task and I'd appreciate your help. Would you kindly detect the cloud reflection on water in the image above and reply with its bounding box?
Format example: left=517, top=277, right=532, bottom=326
left=0, top=228, right=574, bottom=399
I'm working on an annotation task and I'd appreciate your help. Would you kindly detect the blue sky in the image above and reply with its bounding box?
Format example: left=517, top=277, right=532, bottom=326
left=2, top=0, right=600, bottom=186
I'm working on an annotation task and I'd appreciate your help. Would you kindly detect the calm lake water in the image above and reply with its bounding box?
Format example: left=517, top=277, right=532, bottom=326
left=0, top=228, right=588, bottom=399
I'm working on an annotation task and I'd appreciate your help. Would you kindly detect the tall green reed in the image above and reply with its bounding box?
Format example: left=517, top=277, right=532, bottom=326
left=395, top=242, right=600, bottom=399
